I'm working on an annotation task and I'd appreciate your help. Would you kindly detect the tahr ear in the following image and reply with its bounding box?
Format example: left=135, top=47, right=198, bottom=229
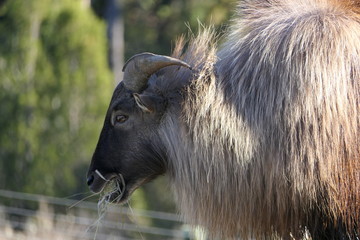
left=133, top=93, right=157, bottom=113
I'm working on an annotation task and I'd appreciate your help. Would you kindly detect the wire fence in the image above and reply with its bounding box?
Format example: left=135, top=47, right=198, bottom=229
left=0, top=189, right=204, bottom=240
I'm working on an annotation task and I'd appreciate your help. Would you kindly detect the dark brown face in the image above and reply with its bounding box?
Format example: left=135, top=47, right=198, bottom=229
left=86, top=52, right=190, bottom=203
left=86, top=82, right=167, bottom=204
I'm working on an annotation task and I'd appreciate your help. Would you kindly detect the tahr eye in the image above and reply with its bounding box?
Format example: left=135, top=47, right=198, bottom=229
left=114, top=115, right=128, bottom=124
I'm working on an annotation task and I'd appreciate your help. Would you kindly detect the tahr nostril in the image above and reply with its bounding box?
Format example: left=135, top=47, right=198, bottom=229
left=87, top=174, right=94, bottom=186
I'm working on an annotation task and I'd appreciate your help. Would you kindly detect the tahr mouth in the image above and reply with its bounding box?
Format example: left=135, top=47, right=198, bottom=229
left=90, top=170, right=148, bottom=205
left=94, top=170, right=129, bottom=204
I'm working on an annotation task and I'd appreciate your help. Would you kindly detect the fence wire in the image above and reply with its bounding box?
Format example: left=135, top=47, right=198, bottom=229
left=0, top=189, right=203, bottom=240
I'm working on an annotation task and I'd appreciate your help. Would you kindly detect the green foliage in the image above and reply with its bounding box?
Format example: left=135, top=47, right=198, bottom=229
left=122, top=0, right=234, bottom=57
left=89, top=0, right=234, bottom=101
left=0, top=0, right=113, bottom=196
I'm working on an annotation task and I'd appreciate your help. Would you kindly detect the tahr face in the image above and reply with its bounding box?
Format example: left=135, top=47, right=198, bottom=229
left=86, top=82, right=167, bottom=203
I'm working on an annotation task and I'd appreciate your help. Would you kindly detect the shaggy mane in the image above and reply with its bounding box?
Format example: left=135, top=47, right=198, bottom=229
left=157, top=0, right=360, bottom=239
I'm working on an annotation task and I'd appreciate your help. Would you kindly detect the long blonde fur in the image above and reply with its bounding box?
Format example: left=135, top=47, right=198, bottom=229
left=156, top=0, right=360, bottom=239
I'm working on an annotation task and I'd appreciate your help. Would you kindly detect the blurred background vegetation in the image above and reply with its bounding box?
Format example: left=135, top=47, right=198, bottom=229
left=0, top=0, right=234, bottom=237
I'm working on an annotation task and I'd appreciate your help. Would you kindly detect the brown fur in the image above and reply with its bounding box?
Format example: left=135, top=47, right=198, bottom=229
left=156, top=0, right=360, bottom=239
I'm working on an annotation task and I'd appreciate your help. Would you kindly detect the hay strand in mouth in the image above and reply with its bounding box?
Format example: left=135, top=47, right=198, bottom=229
left=95, top=169, right=110, bottom=182
left=93, top=172, right=126, bottom=239
left=103, top=174, right=126, bottom=203
left=97, top=172, right=126, bottom=210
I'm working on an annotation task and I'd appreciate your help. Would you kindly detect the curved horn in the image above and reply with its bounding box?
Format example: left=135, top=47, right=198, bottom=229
left=122, top=52, right=191, bottom=92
